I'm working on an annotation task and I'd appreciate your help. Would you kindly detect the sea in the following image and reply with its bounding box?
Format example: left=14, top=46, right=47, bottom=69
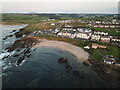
left=0, top=24, right=116, bottom=88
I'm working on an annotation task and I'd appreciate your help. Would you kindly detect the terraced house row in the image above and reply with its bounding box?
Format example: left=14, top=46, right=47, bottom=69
left=57, top=30, right=120, bottom=45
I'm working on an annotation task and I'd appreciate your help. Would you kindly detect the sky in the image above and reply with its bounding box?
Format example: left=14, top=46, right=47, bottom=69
left=0, top=0, right=119, bottom=14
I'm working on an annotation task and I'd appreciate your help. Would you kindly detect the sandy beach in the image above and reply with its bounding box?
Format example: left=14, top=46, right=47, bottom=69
left=33, top=39, right=89, bottom=62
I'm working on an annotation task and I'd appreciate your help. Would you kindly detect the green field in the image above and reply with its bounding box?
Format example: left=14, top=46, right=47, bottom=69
left=2, top=14, right=50, bottom=24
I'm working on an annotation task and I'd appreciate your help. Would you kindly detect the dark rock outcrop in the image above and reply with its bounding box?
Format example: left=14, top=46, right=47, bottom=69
left=66, top=64, right=72, bottom=73
left=83, top=60, right=92, bottom=66
left=58, top=58, right=68, bottom=63
left=10, top=30, right=17, bottom=33
left=73, top=69, right=80, bottom=77
left=88, top=57, right=120, bottom=87
left=5, top=37, right=39, bottom=52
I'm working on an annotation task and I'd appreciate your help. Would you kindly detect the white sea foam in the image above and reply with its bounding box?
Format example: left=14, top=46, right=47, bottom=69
left=0, top=60, right=5, bottom=67
left=10, top=51, right=16, bottom=56
left=0, top=52, right=10, bottom=59
left=0, top=50, right=16, bottom=59
left=19, top=60, right=26, bottom=66
left=3, top=42, right=10, bottom=45
left=15, top=59, right=26, bottom=67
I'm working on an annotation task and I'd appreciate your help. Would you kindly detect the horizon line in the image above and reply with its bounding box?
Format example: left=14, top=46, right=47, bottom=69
left=1, top=12, right=118, bottom=14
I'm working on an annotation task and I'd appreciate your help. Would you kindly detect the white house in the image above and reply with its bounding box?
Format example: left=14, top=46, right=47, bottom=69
left=100, top=36, right=111, bottom=43
left=50, top=23, right=55, bottom=26
left=91, top=35, right=101, bottom=41
left=76, top=32, right=90, bottom=39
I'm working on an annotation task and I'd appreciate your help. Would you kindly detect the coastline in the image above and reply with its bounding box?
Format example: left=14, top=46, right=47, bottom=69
left=33, top=39, right=89, bottom=62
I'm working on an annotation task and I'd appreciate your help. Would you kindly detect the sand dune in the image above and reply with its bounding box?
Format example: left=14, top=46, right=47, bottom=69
left=33, top=39, right=89, bottom=62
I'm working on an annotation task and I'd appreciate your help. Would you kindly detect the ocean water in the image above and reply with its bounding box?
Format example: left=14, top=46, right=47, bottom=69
left=0, top=25, right=115, bottom=88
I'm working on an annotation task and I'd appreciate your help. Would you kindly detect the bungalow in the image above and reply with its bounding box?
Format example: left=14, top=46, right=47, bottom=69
left=84, top=46, right=90, bottom=49
left=103, top=55, right=116, bottom=64
left=91, top=43, right=98, bottom=49
left=91, top=43, right=107, bottom=49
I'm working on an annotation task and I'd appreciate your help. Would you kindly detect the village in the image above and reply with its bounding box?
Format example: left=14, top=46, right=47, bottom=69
left=2, top=13, right=120, bottom=66
left=29, top=23, right=120, bottom=66
left=57, top=27, right=120, bottom=45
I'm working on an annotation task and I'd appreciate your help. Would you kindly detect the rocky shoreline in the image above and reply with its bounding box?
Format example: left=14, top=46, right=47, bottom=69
left=2, top=25, right=120, bottom=87
left=3, top=36, right=40, bottom=66
left=87, top=57, right=120, bottom=87
left=2, top=26, right=40, bottom=66
left=4, top=34, right=120, bottom=87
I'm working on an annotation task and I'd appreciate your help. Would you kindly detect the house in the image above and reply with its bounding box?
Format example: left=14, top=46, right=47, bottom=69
left=100, top=32, right=108, bottom=36
left=104, top=25, right=109, bottom=28
left=100, top=36, right=111, bottom=43
left=91, top=43, right=107, bottom=49
left=93, top=25, right=99, bottom=27
left=97, top=45, right=107, bottom=49
left=94, top=31, right=101, bottom=35
left=95, top=21, right=101, bottom=24
left=76, top=32, right=90, bottom=39
left=103, top=55, right=116, bottom=64
left=84, top=46, right=90, bottom=49
left=63, top=28, right=72, bottom=31
left=99, top=25, right=104, bottom=28
left=54, top=28, right=60, bottom=33
left=110, top=25, right=115, bottom=28
left=64, top=25, right=73, bottom=27
left=50, top=23, right=55, bottom=26
left=77, top=28, right=84, bottom=32
left=57, top=32, right=77, bottom=38
left=111, top=35, right=120, bottom=43
left=91, top=43, right=98, bottom=49
left=91, top=34, right=101, bottom=41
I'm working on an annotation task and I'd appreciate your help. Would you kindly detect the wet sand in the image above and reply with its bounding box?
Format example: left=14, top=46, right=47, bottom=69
left=33, top=39, right=89, bottom=62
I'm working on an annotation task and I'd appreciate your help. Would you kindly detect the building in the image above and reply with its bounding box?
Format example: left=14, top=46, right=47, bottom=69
left=111, top=35, right=120, bottom=43
left=100, top=36, right=111, bottom=43
left=50, top=23, right=55, bottom=26
left=84, top=46, right=90, bottom=49
left=103, top=55, right=116, bottom=64
left=76, top=32, right=91, bottom=39
left=91, top=43, right=107, bottom=49
left=91, top=34, right=101, bottom=41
